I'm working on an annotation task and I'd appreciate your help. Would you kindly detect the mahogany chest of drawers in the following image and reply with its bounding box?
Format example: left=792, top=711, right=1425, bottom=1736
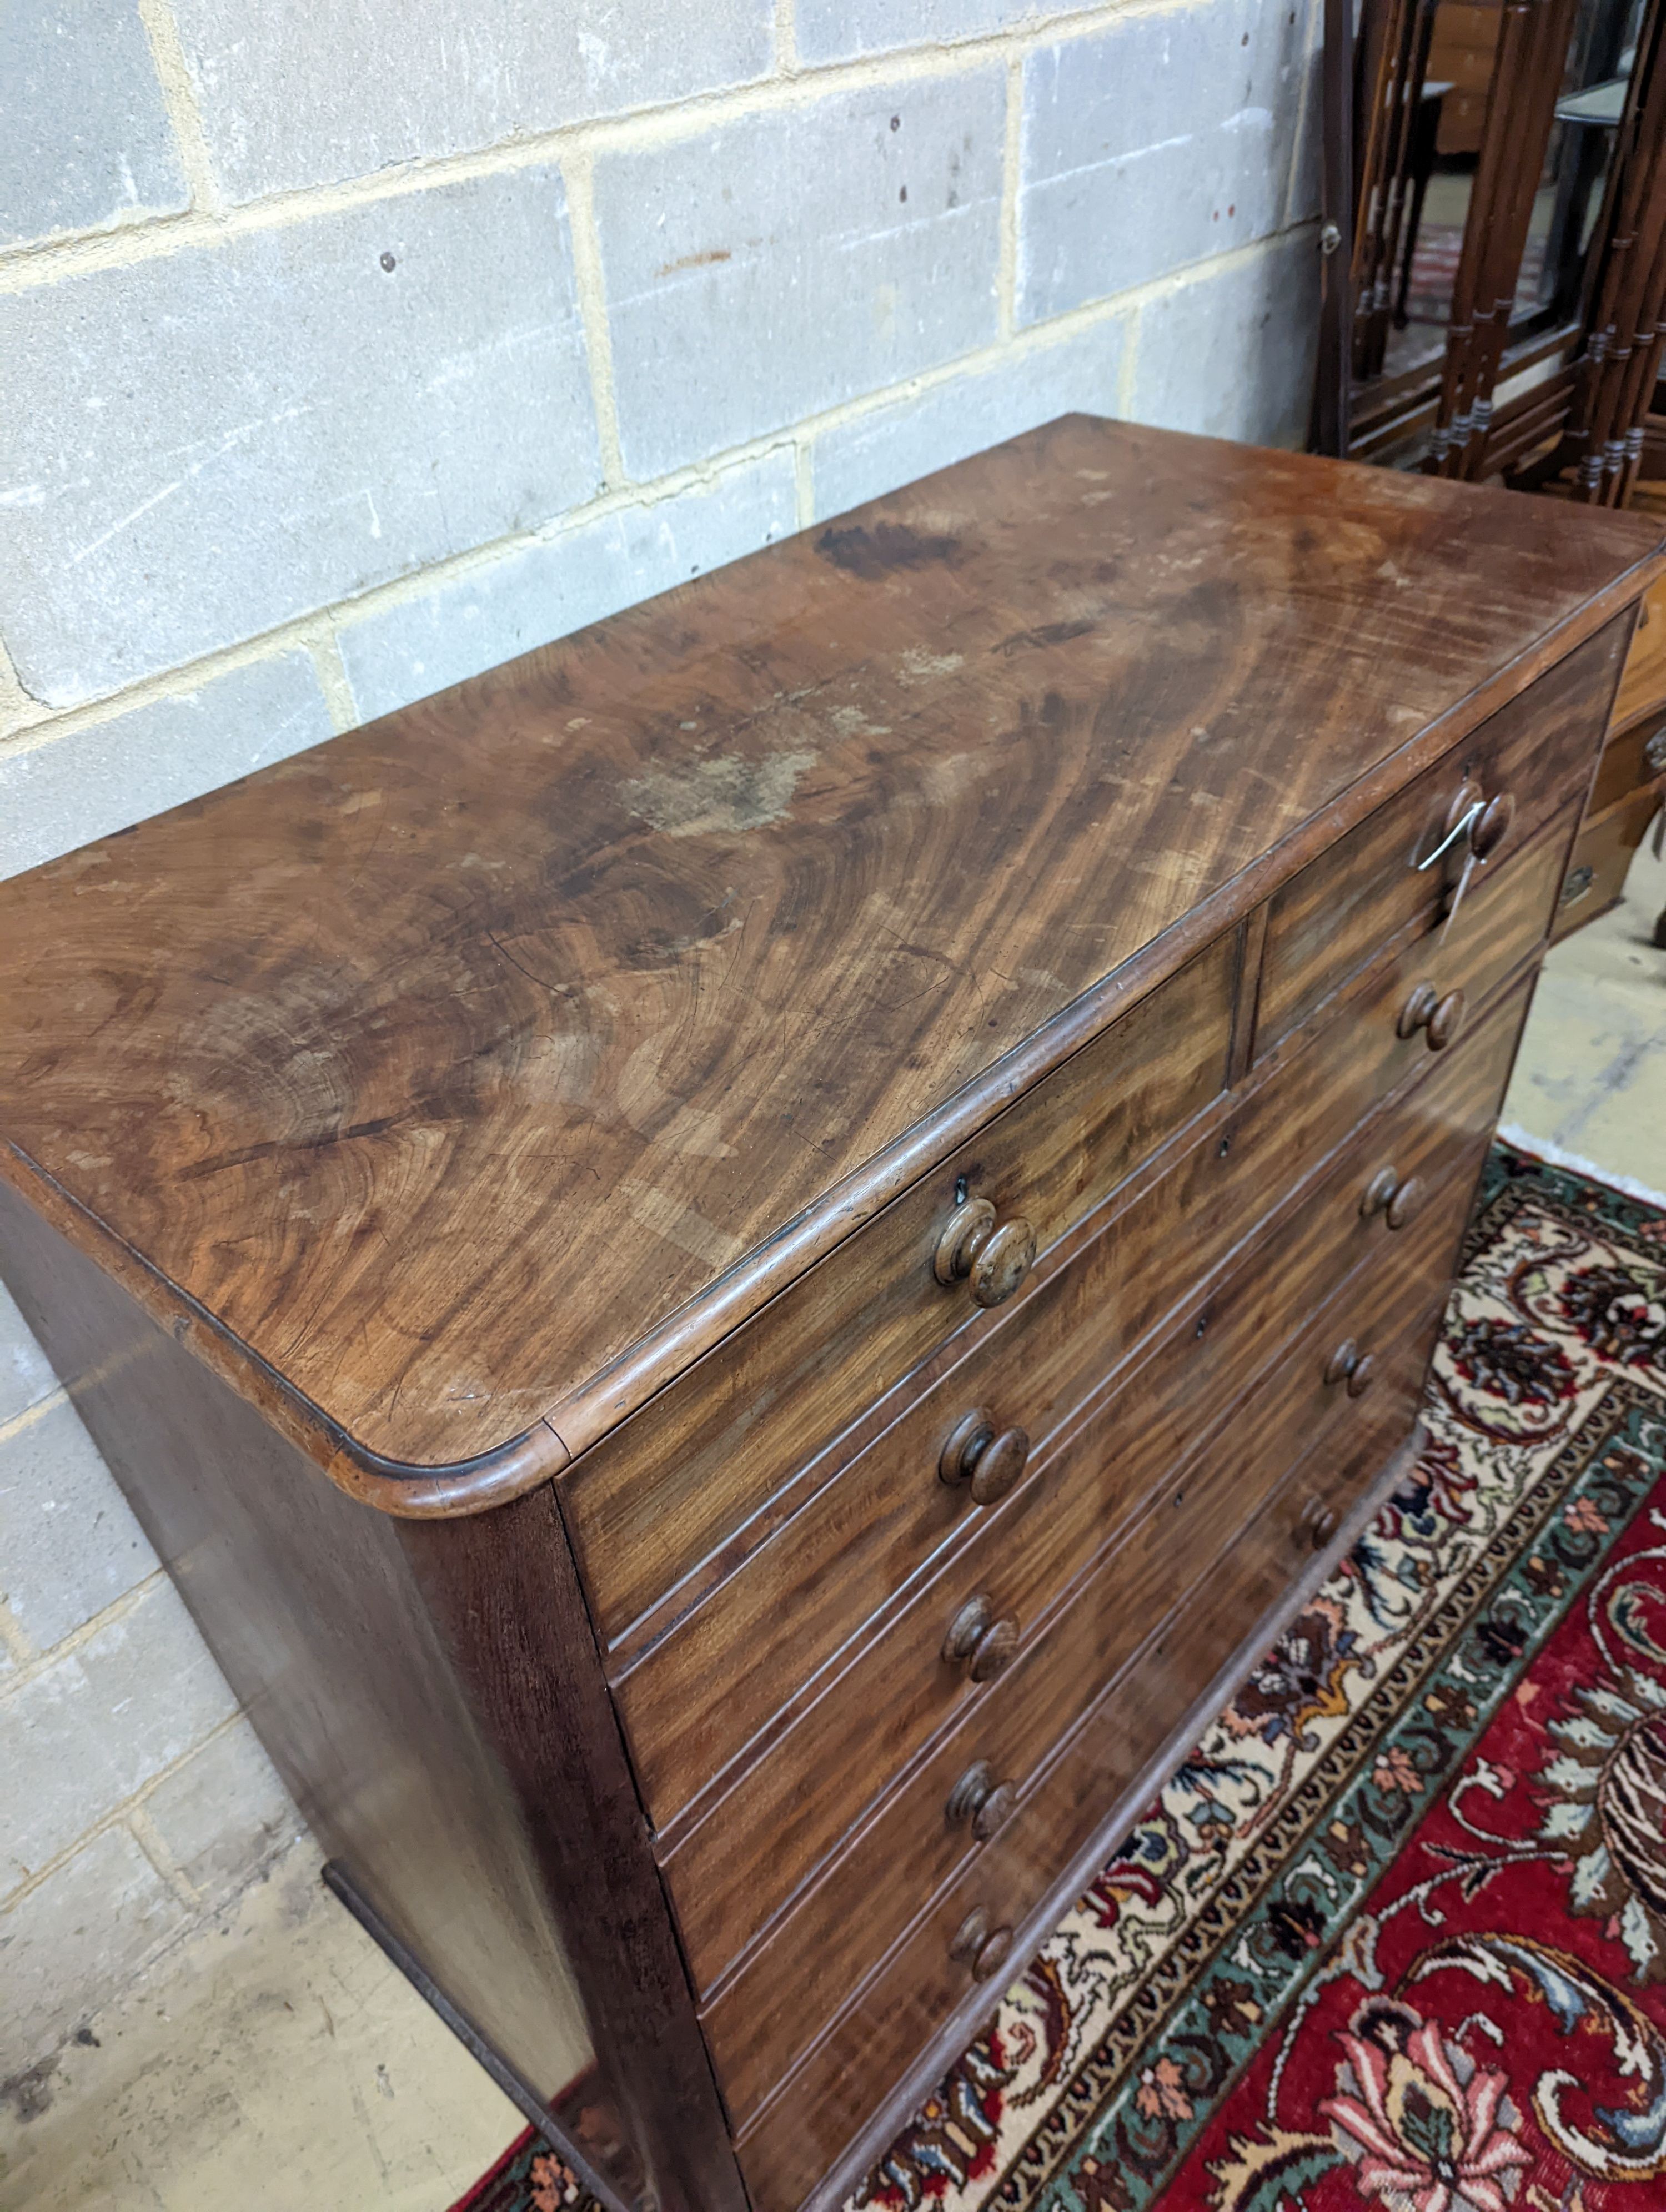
left=0, top=418, right=1659, bottom=2212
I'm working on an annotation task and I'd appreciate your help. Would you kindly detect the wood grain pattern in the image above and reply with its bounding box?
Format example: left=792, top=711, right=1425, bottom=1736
left=1256, top=613, right=1627, bottom=1050
left=699, top=1098, right=1504, bottom=2125
left=659, top=959, right=1528, bottom=1998
left=734, top=1290, right=1451, bottom=2210
left=589, top=788, right=1574, bottom=1687
left=795, top=1399, right=1428, bottom=2212
left=1610, top=566, right=1666, bottom=731
left=614, top=952, right=1533, bottom=1838
left=0, top=1184, right=594, bottom=2099
left=1553, top=783, right=1665, bottom=939
left=603, top=774, right=1572, bottom=1701
left=564, top=931, right=1233, bottom=1650
left=0, top=419, right=1658, bottom=1506
left=400, top=1494, right=750, bottom=2212
left=1589, top=709, right=1666, bottom=816
left=0, top=421, right=1642, bottom=2212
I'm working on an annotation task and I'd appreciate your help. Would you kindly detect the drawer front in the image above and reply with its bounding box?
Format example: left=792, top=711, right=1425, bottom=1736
left=732, top=1299, right=1446, bottom=2212
left=660, top=984, right=1523, bottom=1998
left=1279, top=788, right=1572, bottom=1097
left=1590, top=711, right=1666, bottom=816
left=690, top=1088, right=1496, bottom=2123
left=1257, top=619, right=1623, bottom=1054
left=1552, top=785, right=1662, bottom=941
left=616, top=965, right=1533, bottom=1832
left=1610, top=567, right=1666, bottom=732
left=562, top=932, right=1236, bottom=1650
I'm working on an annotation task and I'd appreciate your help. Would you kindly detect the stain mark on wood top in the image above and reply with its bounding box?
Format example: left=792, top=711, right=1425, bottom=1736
left=0, top=416, right=1658, bottom=1490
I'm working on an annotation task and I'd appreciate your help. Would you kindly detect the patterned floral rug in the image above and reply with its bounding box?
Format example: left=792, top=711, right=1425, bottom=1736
left=452, top=1139, right=1666, bottom=2212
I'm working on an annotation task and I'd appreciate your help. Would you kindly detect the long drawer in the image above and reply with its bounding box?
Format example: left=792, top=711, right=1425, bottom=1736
left=619, top=953, right=1534, bottom=1834
left=696, top=1102, right=1490, bottom=2122
left=561, top=931, right=1237, bottom=1648
left=733, top=1264, right=1451, bottom=2211
left=1256, top=617, right=1623, bottom=1053
left=659, top=977, right=1524, bottom=1999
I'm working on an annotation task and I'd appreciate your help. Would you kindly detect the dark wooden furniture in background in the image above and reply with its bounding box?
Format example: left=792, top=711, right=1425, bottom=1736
left=0, top=419, right=1658, bottom=2212
left=1320, top=0, right=1662, bottom=481
left=1427, top=2, right=1498, bottom=154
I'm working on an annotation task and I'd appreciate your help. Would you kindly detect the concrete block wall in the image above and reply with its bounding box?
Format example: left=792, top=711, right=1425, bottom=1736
left=0, top=0, right=1323, bottom=2089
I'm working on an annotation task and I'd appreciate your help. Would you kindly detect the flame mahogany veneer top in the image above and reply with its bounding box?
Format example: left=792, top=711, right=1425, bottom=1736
left=0, top=417, right=1659, bottom=1511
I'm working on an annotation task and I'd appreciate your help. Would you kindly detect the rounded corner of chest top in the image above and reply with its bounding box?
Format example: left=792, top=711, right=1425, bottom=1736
left=315, top=1415, right=573, bottom=1519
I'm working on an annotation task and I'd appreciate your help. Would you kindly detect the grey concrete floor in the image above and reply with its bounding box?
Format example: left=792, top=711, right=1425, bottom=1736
left=0, top=1838, right=518, bottom=2210
left=3, top=842, right=1664, bottom=2212
left=1501, top=837, right=1666, bottom=1194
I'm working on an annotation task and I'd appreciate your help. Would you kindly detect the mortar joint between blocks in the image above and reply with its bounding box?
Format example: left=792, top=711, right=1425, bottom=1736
left=124, top=1803, right=204, bottom=1909
left=0, top=1704, right=268, bottom=1917
left=0, top=0, right=1202, bottom=298
left=304, top=629, right=360, bottom=733
left=2, top=220, right=1305, bottom=776
left=0, top=638, right=48, bottom=740
left=0, top=1386, right=73, bottom=1452
left=998, top=55, right=1025, bottom=343
left=134, top=0, right=224, bottom=217
left=0, top=1599, right=36, bottom=1670
left=773, top=0, right=799, bottom=74
left=0, top=1569, right=169, bottom=1702
left=561, top=150, right=628, bottom=491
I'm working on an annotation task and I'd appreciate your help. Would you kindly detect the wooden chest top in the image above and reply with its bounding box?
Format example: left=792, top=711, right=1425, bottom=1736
left=0, top=416, right=1658, bottom=1501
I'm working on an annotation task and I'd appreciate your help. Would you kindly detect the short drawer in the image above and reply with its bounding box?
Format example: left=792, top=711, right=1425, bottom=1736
left=561, top=930, right=1236, bottom=1650
left=1279, top=786, right=1575, bottom=1093
left=615, top=967, right=1532, bottom=1832
left=731, top=1295, right=1446, bottom=2211
left=1257, top=617, right=1623, bottom=1053
left=1610, top=567, right=1666, bottom=732
left=1552, top=784, right=1662, bottom=941
left=658, top=998, right=1517, bottom=1997
left=1590, top=711, right=1666, bottom=817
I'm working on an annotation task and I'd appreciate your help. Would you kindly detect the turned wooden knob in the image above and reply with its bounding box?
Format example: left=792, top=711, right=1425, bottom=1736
left=1443, top=776, right=1483, bottom=838
left=1397, top=981, right=1465, bottom=1051
left=934, top=1199, right=1036, bottom=1308
left=939, top=1410, right=1031, bottom=1506
left=1359, top=1165, right=1426, bottom=1230
left=1299, top=1497, right=1340, bottom=1551
left=1397, top=982, right=1437, bottom=1039
left=950, top=1906, right=1013, bottom=1980
left=1426, top=989, right=1465, bottom=1050
left=945, top=1759, right=1020, bottom=1841
left=1359, top=1165, right=1398, bottom=1218
left=1324, top=1339, right=1376, bottom=1395
left=942, top=1594, right=1020, bottom=1682
left=950, top=1904, right=990, bottom=1963
left=971, top=1924, right=1013, bottom=1980
left=1469, top=791, right=1514, bottom=861
left=1386, top=1175, right=1424, bottom=1230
